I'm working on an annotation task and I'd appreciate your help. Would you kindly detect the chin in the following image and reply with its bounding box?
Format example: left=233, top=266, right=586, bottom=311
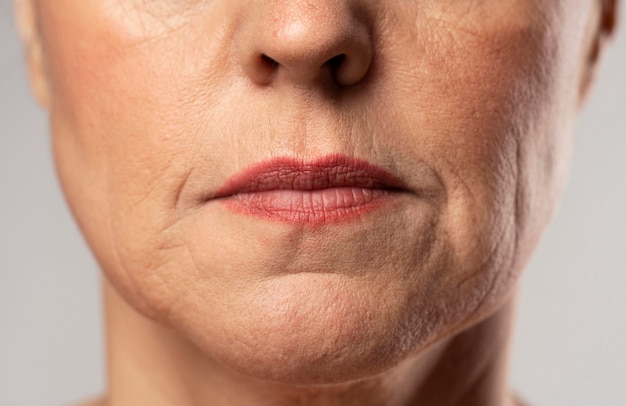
left=100, top=188, right=525, bottom=387
left=163, top=270, right=476, bottom=386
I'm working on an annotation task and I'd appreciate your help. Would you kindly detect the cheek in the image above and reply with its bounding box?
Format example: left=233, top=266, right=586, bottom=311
left=376, top=10, right=567, bottom=309
left=38, top=2, right=216, bottom=313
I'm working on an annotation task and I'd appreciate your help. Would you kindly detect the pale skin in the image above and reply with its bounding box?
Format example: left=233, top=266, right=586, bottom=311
left=15, top=0, right=617, bottom=405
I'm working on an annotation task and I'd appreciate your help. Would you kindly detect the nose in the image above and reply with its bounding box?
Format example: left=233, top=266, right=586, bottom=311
left=237, top=1, right=374, bottom=89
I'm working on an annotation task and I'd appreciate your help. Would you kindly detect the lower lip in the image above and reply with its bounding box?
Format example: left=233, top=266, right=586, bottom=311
left=222, top=187, right=396, bottom=225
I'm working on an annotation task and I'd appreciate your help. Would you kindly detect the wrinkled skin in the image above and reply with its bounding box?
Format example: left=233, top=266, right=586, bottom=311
left=16, top=0, right=616, bottom=405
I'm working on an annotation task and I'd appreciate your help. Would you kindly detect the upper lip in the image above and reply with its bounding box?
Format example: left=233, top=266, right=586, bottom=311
left=213, top=154, right=406, bottom=199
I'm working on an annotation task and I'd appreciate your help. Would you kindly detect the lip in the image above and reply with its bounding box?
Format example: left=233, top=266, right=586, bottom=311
left=212, top=154, right=408, bottom=225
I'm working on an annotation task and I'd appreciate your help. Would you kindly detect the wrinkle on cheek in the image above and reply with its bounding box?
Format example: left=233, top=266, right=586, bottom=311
left=115, top=215, right=192, bottom=321
left=97, top=0, right=207, bottom=44
left=393, top=6, right=548, bottom=303
left=424, top=0, right=549, bottom=39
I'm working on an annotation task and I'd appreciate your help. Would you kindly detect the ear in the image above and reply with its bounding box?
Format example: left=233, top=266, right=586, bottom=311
left=14, top=0, right=50, bottom=109
left=579, top=0, right=619, bottom=104
left=593, top=0, right=619, bottom=59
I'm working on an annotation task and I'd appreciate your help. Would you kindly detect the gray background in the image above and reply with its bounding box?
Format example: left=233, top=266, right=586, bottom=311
left=1, top=2, right=624, bottom=406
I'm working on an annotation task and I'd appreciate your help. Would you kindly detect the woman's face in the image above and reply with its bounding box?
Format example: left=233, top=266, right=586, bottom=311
left=23, top=0, right=601, bottom=384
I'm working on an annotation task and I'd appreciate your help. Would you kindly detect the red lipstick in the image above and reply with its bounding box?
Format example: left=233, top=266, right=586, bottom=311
left=213, top=154, right=405, bottom=225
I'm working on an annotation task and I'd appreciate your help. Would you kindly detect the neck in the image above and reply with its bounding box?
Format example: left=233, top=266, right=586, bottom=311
left=102, top=279, right=519, bottom=406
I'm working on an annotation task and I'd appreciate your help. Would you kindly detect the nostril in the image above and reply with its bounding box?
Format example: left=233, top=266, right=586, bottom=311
left=261, top=54, right=279, bottom=69
left=240, top=5, right=373, bottom=89
left=328, top=54, right=346, bottom=70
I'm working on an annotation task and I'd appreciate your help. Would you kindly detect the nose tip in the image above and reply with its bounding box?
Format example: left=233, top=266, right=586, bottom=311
left=238, top=2, right=373, bottom=88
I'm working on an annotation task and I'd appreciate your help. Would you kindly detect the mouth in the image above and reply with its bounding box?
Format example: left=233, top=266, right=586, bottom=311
left=211, top=154, right=408, bottom=225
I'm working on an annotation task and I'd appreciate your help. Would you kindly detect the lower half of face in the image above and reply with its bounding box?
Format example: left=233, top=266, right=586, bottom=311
left=37, top=0, right=587, bottom=384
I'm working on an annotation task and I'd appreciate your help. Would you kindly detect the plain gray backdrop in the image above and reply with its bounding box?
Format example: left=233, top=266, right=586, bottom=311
left=1, top=2, right=624, bottom=406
